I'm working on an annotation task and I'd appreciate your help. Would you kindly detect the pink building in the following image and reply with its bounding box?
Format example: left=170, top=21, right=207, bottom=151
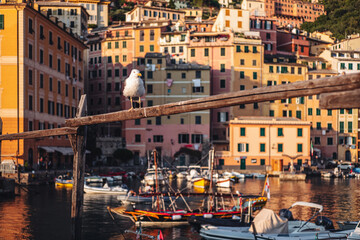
left=250, top=16, right=277, bottom=55
left=187, top=31, right=234, bottom=145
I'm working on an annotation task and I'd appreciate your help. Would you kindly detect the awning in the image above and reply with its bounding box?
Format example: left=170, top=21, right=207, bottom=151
left=39, top=146, right=90, bottom=155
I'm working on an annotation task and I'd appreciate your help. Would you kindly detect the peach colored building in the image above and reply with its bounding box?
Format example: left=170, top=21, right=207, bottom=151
left=216, top=117, right=311, bottom=171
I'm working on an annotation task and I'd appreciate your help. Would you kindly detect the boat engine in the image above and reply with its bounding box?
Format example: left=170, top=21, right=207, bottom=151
left=315, top=216, right=335, bottom=230
left=279, top=209, right=294, bottom=220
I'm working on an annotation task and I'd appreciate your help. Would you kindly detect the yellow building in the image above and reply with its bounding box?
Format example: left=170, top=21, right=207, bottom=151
left=260, top=62, right=307, bottom=119
left=0, top=1, right=87, bottom=168
left=217, top=117, right=311, bottom=171
left=231, top=35, right=263, bottom=118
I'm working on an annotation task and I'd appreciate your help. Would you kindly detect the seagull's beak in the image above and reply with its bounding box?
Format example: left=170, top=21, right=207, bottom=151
left=138, top=73, right=142, bottom=77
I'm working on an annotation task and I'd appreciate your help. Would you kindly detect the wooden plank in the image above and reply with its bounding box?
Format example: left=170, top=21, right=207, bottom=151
left=0, top=127, right=77, bottom=141
left=65, top=72, right=360, bottom=127
left=69, top=95, right=87, bottom=240
left=319, top=89, right=360, bottom=109
left=0, top=72, right=359, bottom=141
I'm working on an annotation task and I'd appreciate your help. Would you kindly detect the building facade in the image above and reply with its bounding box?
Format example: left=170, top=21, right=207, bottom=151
left=0, top=1, right=87, bottom=168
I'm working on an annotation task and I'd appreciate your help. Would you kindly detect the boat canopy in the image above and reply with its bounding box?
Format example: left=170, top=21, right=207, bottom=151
left=249, top=209, right=288, bottom=234
left=290, top=202, right=323, bottom=212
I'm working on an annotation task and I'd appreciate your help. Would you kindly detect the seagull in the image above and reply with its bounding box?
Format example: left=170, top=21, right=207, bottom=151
left=123, top=69, right=145, bottom=110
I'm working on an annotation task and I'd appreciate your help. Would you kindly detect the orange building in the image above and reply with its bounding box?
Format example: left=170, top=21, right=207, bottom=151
left=0, top=1, right=87, bottom=168
left=216, top=117, right=311, bottom=171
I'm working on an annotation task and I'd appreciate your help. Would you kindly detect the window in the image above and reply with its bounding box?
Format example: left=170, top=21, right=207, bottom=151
left=277, top=128, right=283, bottom=136
left=135, top=134, right=141, bottom=142
left=260, top=128, right=265, bottom=136
left=327, top=110, right=332, bottom=116
left=316, top=108, right=321, bottom=116
left=217, top=112, right=228, bottom=122
left=238, top=127, right=245, bottom=136
left=244, top=46, right=249, bottom=53
left=315, top=137, right=321, bottom=145
left=28, top=69, right=33, bottom=85
left=178, top=134, right=189, bottom=143
left=348, top=109, right=352, bottom=114
left=327, top=138, right=333, bottom=145
left=195, top=116, right=201, bottom=124
left=260, top=143, right=265, bottom=152
left=147, top=71, right=153, bottom=79
left=296, top=110, right=301, bottom=119
left=269, top=66, right=273, bottom=73
left=297, top=128, right=302, bottom=137
left=123, top=69, right=127, bottom=77
left=191, top=49, right=195, bottom=57
left=236, top=46, right=241, bottom=52
left=278, top=143, right=283, bottom=152
left=220, top=79, right=225, bottom=88
left=153, top=135, right=164, bottom=143
left=150, top=45, right=154, bottom=52
left=28, top=18, right=33, bottom=33
left=156, top=116, right=161, bottom=125
left=340, top=121, right=344, bottom=133
left=221, top=48, right=225, bottom=56
left=240, top=59, right=245, bottom=65
left=28, top=44, right=33, bottom=59
left=348, top=122, right=353, bottom=133
left=39, top=74, right=44, bottom=88
left=204, top=48, right=209, bottom=57
left=297, top=143, right=303, bottom=152
left=316, top=122, right=321, bottom=130
left=220, top=64, right=225, bottom=72
left=238, top=143, right=249, bottom=152
left=0, top=15, right=4, bottom=30
left=240, top=71, right=244, bottom=79
left=28, top=95, right=33, bottom=110
left=253, top=72, right=257, bottom=80
left=253, top=46, right=257, bottom=53
left=196, top=71, right=201, bottom=78
left=39, top=49, right=44, bottom=64
left=269, top=110, right=274, bottom=116
left=308, top=108, right=313, bottom=115
left=107, top=56, right=112, bottom=63
left=191, top=134, right=203, bottom=143
left=146, top=84, right=153, bottom=94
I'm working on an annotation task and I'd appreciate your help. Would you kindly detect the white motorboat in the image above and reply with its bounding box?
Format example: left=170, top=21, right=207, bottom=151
left=84, top=184, right=128, bottom=195
left=347, top=221, right=360, bottom=239
left=200, top=201, right=352, bottom=240
left=142, top=167, right=166, bottom=186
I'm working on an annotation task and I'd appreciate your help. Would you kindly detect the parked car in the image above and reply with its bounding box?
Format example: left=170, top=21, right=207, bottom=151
left=338, top=161, right=354, bottom=170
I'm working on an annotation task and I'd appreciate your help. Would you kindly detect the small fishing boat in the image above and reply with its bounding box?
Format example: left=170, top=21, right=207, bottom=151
left=337, top=220, right=358, bottom=230
left=55, top=175, right=73, bottom=188
left=347, top=221, right=360, bottom=239
left=192, top=177, right=210, bottom=188
left=84, top=184, right=128, bottom=195
left=215, top=177, right=233, bottom=188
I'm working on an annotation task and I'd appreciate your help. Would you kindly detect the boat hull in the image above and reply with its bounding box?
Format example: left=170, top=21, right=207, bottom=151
left=192, top=178, right=210, bottom=188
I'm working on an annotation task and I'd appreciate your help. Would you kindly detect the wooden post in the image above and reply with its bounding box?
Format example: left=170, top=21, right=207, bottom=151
left=69, top=95, right=87, bottom=240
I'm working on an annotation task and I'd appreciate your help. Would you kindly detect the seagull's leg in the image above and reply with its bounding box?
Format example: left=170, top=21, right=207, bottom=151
left=129, top=97, right=134, bottom=111
left=138, top=97, right=142, bottom=109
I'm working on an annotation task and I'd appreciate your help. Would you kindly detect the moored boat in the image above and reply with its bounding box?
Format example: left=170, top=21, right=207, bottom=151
left=84, top=184, right=128, bottom=195
left=55, top=175, right=73, bottom=188
left=192, top=177, right=210, bottom=188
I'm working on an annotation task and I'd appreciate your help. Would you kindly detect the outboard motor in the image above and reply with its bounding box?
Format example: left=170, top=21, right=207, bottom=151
left=315, top=216, right=334, bottom=230
left=279, top=209, right=294, bottom=220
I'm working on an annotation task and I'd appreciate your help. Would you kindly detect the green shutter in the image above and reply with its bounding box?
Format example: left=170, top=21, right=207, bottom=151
left=246, top=143, right=249, bottom=152
left=238, top=143, right=241, bottom=152
left=0, top=15, right=4, bottom=30
left=260, top=128, right=265, bottom=136
left=278, top=144, right=283, bottom=152
left=297, top=144, right=303, bottom=152
left=240, top=128, right=246, bottom=136
left=297, top=128, right=303, bottom=137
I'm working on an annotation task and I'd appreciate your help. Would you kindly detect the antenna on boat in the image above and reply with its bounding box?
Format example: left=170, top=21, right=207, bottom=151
left=153, top=149, right=161, bottom=212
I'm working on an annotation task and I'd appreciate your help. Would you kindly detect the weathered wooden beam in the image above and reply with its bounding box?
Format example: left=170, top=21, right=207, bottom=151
left=0, top=127, right=77, bottom=141
left=70, top=95, right=87, bottom=240
left=319, top=89, right=360, bottom=109
left=65, top=72, right=360, bottom=127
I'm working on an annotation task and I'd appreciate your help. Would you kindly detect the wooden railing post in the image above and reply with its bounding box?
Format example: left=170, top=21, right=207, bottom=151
left=68, top=95, right=87, bottom=240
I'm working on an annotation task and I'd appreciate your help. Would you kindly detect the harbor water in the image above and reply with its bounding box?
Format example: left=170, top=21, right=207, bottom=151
left=1, top=177, right=360, bottom=240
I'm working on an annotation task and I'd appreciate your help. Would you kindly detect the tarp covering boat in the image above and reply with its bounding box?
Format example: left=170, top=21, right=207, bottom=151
left=249, top=209, right=288, bottom=234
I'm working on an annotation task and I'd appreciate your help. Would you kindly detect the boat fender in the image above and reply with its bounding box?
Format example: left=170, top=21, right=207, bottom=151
left=315, top=216, right=334, bottom=230
left=203, top=214, right=213, bottom=219
left=232, top=215, right=241, bottom=220
left=279, top=209, right=294, bottom=220
left=172, top=215, right=182, bottom=220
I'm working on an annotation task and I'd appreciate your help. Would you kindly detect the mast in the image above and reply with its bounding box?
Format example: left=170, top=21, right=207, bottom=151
left=153, top=149, right=160, bottom=212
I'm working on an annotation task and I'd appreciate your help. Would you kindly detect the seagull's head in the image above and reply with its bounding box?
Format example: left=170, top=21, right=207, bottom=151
left=130, top=69, right=142, bottom=78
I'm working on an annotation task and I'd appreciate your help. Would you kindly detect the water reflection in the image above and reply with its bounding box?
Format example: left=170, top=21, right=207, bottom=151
left=0, top=178, right=360, bottom=239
